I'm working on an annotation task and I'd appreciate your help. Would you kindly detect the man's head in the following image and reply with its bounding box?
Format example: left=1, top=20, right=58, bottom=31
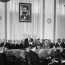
left=22, top=6, right=28, bottom=12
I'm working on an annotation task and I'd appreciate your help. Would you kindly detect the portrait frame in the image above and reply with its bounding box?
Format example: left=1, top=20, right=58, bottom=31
left=19, top=3, right=31, bottom=22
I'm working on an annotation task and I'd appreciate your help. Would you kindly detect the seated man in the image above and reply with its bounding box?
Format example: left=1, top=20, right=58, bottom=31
left=24, top=37, right=33, bottom=48
left=25, top=50, right=40, bottom=65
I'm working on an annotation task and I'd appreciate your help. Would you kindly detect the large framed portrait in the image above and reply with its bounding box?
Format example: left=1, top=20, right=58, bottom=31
left=19, top=3, right=31, bottom=22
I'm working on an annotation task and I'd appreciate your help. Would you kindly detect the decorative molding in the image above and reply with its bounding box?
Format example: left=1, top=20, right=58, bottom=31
left=47, top=18, right=51, bottom=24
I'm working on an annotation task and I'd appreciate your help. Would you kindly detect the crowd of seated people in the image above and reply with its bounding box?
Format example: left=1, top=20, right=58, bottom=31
left=0, top=38, right=65, bottom=65
left=0, top=38, right=65, bottom=49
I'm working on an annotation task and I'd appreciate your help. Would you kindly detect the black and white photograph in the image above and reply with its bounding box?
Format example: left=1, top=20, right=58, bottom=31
left=0, top=0, right=65, bottom=65
left=19, top=3, right=31, bottom=22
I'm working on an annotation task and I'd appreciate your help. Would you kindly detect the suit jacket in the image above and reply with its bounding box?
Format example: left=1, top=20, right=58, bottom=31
left=49, top=43, right=55, bottom=48
left=24, top=38, right=29, bottom=48
left=61, top=42, right=65, bottom=48
left=24, top=38, right=33, bottom=48
left=25, top=50, right=40, bottom=65
left=55, top=43, right=61, bottom=48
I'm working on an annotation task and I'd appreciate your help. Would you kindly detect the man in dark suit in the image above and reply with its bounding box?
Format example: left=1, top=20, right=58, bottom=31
left=20, top=6, right=30, bottom=21
left=61, top=39, right=65, bottom=48
left=24, top=37, right=33, bottom=48
left=25, top=50, right=40, bottom=65
left=49, top=43, right=55, bottom=48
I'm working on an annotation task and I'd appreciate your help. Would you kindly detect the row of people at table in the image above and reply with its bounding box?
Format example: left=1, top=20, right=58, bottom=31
left=0, top=38, right=65, bottom=49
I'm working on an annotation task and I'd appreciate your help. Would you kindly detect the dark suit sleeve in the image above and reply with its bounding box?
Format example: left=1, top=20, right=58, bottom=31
left=24, top=38, right=29, bottom=48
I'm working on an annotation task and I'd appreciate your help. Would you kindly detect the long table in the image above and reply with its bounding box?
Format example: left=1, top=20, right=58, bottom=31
left=31, top=47, right=63, bottom=58
left=1, top=47, right=63, bottom=59
left=4, top=49, right=25, bottom=59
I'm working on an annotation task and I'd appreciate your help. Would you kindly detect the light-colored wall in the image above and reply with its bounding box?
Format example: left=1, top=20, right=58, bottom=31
left=56, top=0, right=65, bottom=40
left=7, top=0, right=43, bottom=40
left=0, top=0, right=56, bottom=42
left=44, top=0, right=54, bottom=42
left=0, top=2, right=5, bottom=40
